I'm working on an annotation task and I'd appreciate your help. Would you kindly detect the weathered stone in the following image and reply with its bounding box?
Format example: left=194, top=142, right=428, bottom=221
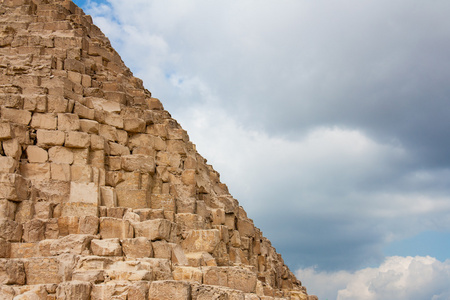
left=50, top=234, right=94, bottom=255
left=91, top=238, right=122, bottom=256
left=0, top=219, right=22, bottom=242
left=173, top=266, right=203, bottom=283
left=36, top=129, right=65, bottom=147
left=0, top=156, right=17, bottom=173
left=182, top=229, right=220, bottom=253
left=124, top=118, right=146, bottom=133
left=133, top=219, right=172, bottom=241
left=0, top=259, right=26, bottom=285
left=0, top=108, right=31, bottom=125
left=149, top=280, right=191, bottom=300
left=2, top=138, right=21, bottom=159
left=23, top=257, right=63, bottom=284
left=57, top=113, right=80, bottom=131
left=121, top=154, right=155, bottom=173
left=26, top=146, right=48, bottom=163
left=122, top=237, right=153, bottom=258
left=116, top=189, right=149, bottom=209
left=65, top=131, right=90, bottom=148
left=56, top=281, right=92, bottom=300
left=99, top=217, right=134, bottom=239
left=48, top=146, right=74, bottom=164
left=22, top=219, right=45, bottom=242
left=0, top=122, right=12, bottom=140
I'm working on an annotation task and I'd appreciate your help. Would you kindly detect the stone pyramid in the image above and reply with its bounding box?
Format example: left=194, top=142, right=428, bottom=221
left=0, top=0, right=317, bottom=299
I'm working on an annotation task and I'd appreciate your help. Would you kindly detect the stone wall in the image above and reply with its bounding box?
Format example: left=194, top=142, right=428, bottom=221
left=0, top=0, right=317, bottom=299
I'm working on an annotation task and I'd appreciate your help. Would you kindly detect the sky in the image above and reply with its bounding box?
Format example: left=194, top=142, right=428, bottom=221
left=73, top=1, right=450, bottom=299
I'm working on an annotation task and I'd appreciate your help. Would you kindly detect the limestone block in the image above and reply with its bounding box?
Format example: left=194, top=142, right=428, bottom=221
left=0, top=219, right=22, bottom=242
left=69, top=181, right=98, bottom=205
left=72, top=270, right=104, bottom=283
left=148, top=280, right=191, bottom=300
left=116, top=189, right=149, bottom=209
left=65, top=131, right=90, bottom=148
left=56, top=281, right=91, bottom=300
left=227, top=268, right=257, bottom=293
left=192, top=284, right=245, bottom=300
left=79, top=215, right=99, bottom=235
left=30, top=113, right=57, bottom=130
left=80, top=119, right=99, bottom=134
left=212, top=208, right=226, bottom=225
left=14, top=201, right=34, bottom=223
left=62, top=203, right=97, bottom=219
left=115, top=172, right=140, bottom=190
left=9, top=242, right=39, bottom=259
left=48, top=146, right=74, bottom=164
left=203, top=266, right=228, bottom=287
left=0, top=200, right=16, bottom=220
left=20, top=163, right=51, bottom=181
left=91, top=97, right=121, bottom=113
left=0, top=156, right=17, bottom=173
left=151, top=194, right=175, bottom=211
left=124, top=118, right=146, bottom=133
left=47, top=95, right=68, bottom=113
left=152, top=240, right=172, bottom=259
left=99, top=124, right=117, bottom=142
left=0, top=173, right=29, bottom=201
left=23, top=257, right=62, bottom=284
left=0, top=122, right=12, bottom=140
left=105, top=261, right=152, bottom=281
left=121, top=154, right=155, bottom=173
left=45, top=218, right=59, bottom=239
left=181, top=169, right=196, bottom=185
left=0, top=238, right=10, bottom=258
left=0, top=259, right=26, bottom=285
left=2, top=138, right=21, bottom=159
left=57, top=216, right=79, bottom=236
left=36, top=129, right=65, bottom=147
left=133, top=219, right=172, bottom=241
left=176, top=213, right=206, bottom=231
left=146, top=97, right=164, bottom=110
left=26, top=146, right=48, bottom=163
left=237, top=218, right=255, bottom=237
left=50, top=234, right=94, bottom=256
left=90, top=150, right=105, bottom=168
left=70, top=164, right=93, bottom=182
left=108, top=142, right=130, bottom=155
left=74, top=102, right=94, bottom=120
left=156, top=151, right=181, bottom=168
left=57, top=113, right=80, bottom=131
left=90, top=134, right=105, bottom=150
left=100, top=186, right=117, bottom=207
left=50, top=163, right=71, bottom=181
left=0, top=108, right=31, bottom=125
left=182, top=229, right=220, bottom=253
left=107, top=156, right=121, bottom=170
left=122, top=237, right=153, bottom=258
left=173, top=266, right=202, bottom=283
left=22, top=219, right=45, bottom=242
left=91, top=238, right=122, bottom=256
left=99, top=217, right=134, bottom=239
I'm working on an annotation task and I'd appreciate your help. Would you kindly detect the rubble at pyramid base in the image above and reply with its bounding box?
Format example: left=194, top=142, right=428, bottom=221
left=0, top=0, right=317, bottom=299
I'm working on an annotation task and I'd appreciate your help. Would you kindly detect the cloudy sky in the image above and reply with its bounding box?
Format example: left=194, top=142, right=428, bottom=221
left=74, top=1, right=450, bottom=299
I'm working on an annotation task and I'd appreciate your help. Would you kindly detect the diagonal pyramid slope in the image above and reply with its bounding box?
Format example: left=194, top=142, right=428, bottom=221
left=0, top=0, right=317, bottom=299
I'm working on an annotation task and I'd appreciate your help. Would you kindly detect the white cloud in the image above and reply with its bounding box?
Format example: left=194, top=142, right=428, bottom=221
left=298, top=256, right=450, bottom=300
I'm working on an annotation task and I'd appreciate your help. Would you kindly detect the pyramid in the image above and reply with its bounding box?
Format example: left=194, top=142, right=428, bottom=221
left=0, top=0, right=317, bottom=299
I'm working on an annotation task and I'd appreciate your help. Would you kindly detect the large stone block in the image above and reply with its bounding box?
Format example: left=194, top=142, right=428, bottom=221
left=173, top=266, right=203, bottom=283
left=65, top=131, right=90, bottom=148
left=116, top=189, right=149, bottom=209
left=36, top=129, right=65, bottom=147
left=50, top=234, right=94, bottom=255
left=0, top=173, right=29, bottom=201
left=181, top=229, right=220, bottom=253
left=133, top=219, right=172, bottom=241
left=0, top=156, right=17, bottom=173
left=237, top=218, right=255, bottom=237
left=69, top=181, right=99, bottom=205
left=0, top=259, right=26, bottom=285
left=121, top=154, right=155, bottom=173
left=23, top=257, right=63, bottom=284
left=149, top=280, right=191, bottom=300
left=124, top=118, right=146, bottom=133
left=48, top=146, right=74, bottom=164
left=227, top=267, right=257, bottom=293
left=91, top=238, right=122, bottom=256
left=57, top=113, right=80, bottom=131
left=26, top=145, right=48, bottom=163
left=0, top=219, right=22, bottom=242
left=22, top=219, right=45, bottom=242
left=56, top=281, right=92, bottom=300
left=0, top=238, right=10, bottom=258
left=0, top=108, right=31, bottom=125
left=30, top=113, right=57, bottom=130
left=99, top=217, right=134, bottom=239
left=0, top=122, right=12, bottom=140
left=151, top=194, right=175, bottom=211
left=122, top=237, right=153, bottom=258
